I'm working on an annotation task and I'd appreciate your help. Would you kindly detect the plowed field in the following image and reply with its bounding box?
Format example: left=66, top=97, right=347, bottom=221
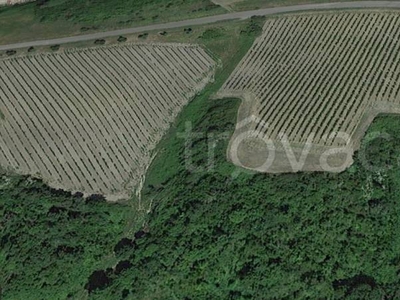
left=0, top=43, right=216, bottom=200
left=217, top=11, right=400, bottom=173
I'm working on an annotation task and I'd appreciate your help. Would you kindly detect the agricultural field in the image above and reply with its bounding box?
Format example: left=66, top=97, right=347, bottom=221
left=217, top=11, right=400, bottom=173
left=0, top=43, right=216, bottom=200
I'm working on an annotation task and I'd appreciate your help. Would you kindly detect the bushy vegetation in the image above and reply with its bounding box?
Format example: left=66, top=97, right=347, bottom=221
left=240, top=16, right=265, bottom=36
left=2, top=97, right=400, bottom=299
left=82, top=95, right=400, bottom=299
left=0, top=177, right=134, bottom=299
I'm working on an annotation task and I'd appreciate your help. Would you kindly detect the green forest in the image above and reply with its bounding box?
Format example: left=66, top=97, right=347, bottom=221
left=2, top=96, right=400, bottom=299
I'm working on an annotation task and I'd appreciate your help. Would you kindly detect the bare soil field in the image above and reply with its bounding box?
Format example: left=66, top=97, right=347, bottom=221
left=0, top=43, right=216, bottom=200
left=216, top=11, right=400, bottom=173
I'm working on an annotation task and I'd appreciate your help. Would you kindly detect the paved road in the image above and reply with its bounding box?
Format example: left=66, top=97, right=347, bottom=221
left=1, top=1, right=400, bottom=50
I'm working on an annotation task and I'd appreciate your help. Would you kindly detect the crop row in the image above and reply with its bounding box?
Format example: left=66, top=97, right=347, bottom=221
left=220, top=12, right=400, bottom=147
left=0, top=43, right=215, bottom=200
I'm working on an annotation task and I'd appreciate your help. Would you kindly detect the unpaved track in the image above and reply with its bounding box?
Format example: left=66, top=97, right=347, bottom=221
left=1, top=1, right=400, bottom=50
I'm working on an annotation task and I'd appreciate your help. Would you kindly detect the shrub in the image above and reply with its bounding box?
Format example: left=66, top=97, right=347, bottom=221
left=94, top=39, right=106, bottom=45
left=6, top=50, right=16, bottom=56
left=117, top=36, right=127, bottom=43
left=50, top=44, right=60, bottom=51
left=240, top=16, right=265, bottom=36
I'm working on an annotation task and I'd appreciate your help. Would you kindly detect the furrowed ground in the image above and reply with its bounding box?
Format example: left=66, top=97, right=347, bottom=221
left=0, top=43, right=216, bottom=200
left=217, top=11, right=400, bottom=173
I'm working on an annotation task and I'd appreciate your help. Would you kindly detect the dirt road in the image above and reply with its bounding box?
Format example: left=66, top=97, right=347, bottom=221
left=1, top=1, right=400, bottom=50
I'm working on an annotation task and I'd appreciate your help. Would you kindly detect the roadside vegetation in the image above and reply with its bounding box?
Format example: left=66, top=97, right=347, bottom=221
left=230, top=0, right=358, bottom=11
left=0, top=0, right=361, bottom=45
left=0, top=0, right=225, bottom=44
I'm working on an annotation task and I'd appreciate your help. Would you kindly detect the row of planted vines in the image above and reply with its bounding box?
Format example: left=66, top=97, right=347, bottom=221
left=0, top=43, right=216, bottom=200
left=217, top=11, right=400, bottom=172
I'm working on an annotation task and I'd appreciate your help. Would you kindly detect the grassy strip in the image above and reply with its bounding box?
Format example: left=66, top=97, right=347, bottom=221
left=143, top=17, right=263, bottom=188
left=0, top=0, right=225, bottom=44
left=0, top=0, right=365, bottom=45
left=231, top=0, right=359, bottom=11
